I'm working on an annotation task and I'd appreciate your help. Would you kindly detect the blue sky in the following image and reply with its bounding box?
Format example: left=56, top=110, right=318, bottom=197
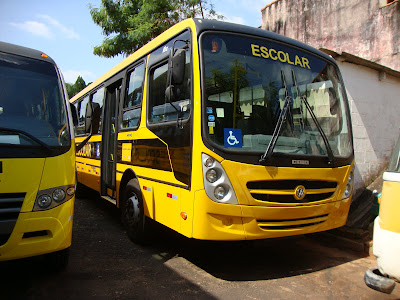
left=0, top=0, right=272, bottom=84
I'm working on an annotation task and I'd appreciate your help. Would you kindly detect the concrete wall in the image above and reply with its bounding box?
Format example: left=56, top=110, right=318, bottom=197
left=338, top=61, right=400, bottom=195
left=261, top=0, right=400, bottom=71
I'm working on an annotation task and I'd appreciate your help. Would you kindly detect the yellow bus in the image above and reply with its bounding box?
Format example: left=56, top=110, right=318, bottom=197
left=0, top=42, right=86, bottom=269
left=71, top=18, right=354, bottom=243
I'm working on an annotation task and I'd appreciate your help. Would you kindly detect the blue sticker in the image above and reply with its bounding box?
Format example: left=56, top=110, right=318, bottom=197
left=207, top=107, right=213, bottom=114
left=224, top=128, right=242, bottom=148
left=96, top=143, right=101, bottom=158
left=208, top=115, right=215, bottom=122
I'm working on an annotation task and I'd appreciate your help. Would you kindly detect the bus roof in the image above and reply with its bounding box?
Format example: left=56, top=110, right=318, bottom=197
left=0, top=41, right=56, bottom=64
left=192, top=18, right=334, bottom=63
left=70, top=18, right=336, bottom=102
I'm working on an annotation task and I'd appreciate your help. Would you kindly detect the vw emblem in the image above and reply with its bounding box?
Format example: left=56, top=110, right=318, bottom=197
left=294, top=185, right=306, bottom=200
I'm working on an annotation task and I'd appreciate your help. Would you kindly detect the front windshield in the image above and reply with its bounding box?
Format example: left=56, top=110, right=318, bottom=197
left=202, top=33, right=353, bottom=161
left=0, top=52, right=70, bottom=148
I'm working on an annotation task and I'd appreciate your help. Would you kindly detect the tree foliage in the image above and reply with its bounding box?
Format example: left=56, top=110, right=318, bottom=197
left=66, top=76, right=87, bottom=99
left=89, top=0, right=223, bottom=58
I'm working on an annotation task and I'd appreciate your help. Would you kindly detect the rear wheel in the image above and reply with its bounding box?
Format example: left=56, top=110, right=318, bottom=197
left=121, top=178, right=149, bottom=244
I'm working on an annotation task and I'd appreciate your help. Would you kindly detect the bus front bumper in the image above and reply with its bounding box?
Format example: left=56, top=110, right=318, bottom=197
left=193, top=190, right=351, bottom=240
left=0, top=198, right=74, bottom=261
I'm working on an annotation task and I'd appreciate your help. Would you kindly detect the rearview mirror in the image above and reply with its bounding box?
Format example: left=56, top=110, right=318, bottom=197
left=169, top=48, right=186, bottom=85
left=70, top=103, right=79, bottom=126
left=85, top=102, right=100, bottom=134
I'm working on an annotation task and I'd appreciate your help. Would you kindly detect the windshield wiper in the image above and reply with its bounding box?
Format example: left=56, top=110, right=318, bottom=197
left=0, top=127, right=53, bottom=153
left=260, top=70, right=292, bottom=164
left=291, top=70, right=334, bottom=165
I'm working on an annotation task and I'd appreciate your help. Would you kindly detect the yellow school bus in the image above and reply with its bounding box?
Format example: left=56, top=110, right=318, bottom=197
left=0, top=42, right=79, bottom=269
left=71, top=18, right=354, bottom=243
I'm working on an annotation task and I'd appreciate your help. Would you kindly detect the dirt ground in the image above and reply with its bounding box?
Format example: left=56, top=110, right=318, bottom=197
left=1, top=189, right=399, bottom=299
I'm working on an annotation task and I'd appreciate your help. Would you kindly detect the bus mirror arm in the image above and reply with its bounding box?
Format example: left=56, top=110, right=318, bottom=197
left=75, top=133, right=92, bottom=152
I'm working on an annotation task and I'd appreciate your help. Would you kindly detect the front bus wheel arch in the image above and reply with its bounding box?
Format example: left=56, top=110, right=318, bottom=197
left=121, top=178, right=150, bottom=244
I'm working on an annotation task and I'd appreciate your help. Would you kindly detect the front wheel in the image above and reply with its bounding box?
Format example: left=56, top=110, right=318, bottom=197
left=121, top=178, right=149, bottom=244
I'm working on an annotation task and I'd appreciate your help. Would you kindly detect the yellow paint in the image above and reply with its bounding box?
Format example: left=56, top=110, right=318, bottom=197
left=0, top=147, right=76, bottom=261
left=122, top=143, right=132, bottom=162
left=251, top=43, right=311, bottom=69
left=378, top=179, right=400, bottom=233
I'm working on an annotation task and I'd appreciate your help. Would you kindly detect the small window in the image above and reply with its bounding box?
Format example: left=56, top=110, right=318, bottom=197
left=76, top=95, right=89, bottom=135
left=91, top=87, right=104, bottom=132
left=122, top=63, right=145, bottom=128
left=148, top=51, right=191, bottom=124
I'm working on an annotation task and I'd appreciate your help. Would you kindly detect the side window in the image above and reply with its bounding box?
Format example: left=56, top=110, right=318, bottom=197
left=148, top=33, right=191, bottom=124
left=91, top=86, right=104, bottom=132
left=76, top=95, right=89, bottom=135
left=122, top=63, right=145, bottom=128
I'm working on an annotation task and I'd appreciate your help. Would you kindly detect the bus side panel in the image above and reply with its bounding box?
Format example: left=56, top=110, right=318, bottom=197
left=179, top=188, right=194, bottom=238
left=153, top=184, right=181, bottom=233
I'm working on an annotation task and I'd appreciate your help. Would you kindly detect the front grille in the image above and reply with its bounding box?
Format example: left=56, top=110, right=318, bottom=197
left=0, top=193, right=25, bottom=246
left=247, top=180, right=337, bottom=204
left=257, top=214, right=329, bottom=230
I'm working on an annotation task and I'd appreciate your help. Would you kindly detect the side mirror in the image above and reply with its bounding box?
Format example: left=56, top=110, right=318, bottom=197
left=70, top=103, right=79, bottom=126
left=85, top=102, right=100, bottom=134
left=170, top=48, right=186, bottom=85
left=165, top=48, right=186, bottom=103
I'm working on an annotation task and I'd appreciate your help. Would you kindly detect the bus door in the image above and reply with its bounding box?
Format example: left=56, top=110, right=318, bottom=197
left=101, top=79, right=122, bottom=203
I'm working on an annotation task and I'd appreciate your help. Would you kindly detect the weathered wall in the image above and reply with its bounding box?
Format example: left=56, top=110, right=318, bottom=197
left=338, top=61, right=400, bottom=195
left=261, top=0, right=400, bottom=71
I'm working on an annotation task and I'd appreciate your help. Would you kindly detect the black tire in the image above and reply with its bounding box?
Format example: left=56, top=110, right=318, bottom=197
left=121, top=178, right=149, bottom=244
left=45, top=247, right=70, bottom=272
left=364, top=267, right=396, bottom=294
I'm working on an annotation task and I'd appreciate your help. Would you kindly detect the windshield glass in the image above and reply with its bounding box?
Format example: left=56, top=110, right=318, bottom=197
left=201, top=34, right=353, bottom=160
left=0, top=52, right=70, bottom=148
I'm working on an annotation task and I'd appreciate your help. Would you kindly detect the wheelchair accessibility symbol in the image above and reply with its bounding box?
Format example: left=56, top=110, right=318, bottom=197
left=224, top=128, right=242, bottom=148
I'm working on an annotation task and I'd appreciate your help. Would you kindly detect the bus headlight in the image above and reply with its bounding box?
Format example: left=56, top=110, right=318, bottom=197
left=202, top=153, right=238, bottom=204
left=33, top=185, right=75, bottom=211
left=342, top=167, right=354, bottom=199
left=37, top=195, right=52, bottom=209
left=53, top=188, right=66, bottom=203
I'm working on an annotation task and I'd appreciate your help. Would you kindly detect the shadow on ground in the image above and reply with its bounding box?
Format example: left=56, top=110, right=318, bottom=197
left=0, top=188, right=370, bottom=298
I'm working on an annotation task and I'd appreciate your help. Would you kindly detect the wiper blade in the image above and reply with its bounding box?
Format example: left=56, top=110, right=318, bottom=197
left=291, top=70, right=334, bottom=165
left=260, top=70, right=292, bottom=164
left=0, top=127, right=52, bottom=152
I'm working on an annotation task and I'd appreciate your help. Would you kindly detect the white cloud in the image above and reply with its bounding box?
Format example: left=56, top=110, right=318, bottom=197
left=10, top=21, right=53, bottom=39
left=38, top=15, right=80, bottom=40
left=62, top=70, right=96, bottom=84
left=10, top=15, right=80, bottom=40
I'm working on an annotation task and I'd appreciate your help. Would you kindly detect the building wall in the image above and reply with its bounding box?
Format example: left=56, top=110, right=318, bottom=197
left=261, top=0, right=400, bottom=71
left=339, top=61, right=400, bottom=195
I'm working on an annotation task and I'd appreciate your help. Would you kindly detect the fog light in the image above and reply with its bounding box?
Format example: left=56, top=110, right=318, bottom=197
left=214, top=186, right=227, bottom=200
left=37, top=195, right=52, bottom=209
left=52, top=188, right=66, bottom=203
left=206, top=169, right=218, bottom=183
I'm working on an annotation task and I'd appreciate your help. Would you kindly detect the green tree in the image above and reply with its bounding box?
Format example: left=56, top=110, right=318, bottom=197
left=90, top=0, right=223, bottom=58
left=66, top=76, right=87, bottom=99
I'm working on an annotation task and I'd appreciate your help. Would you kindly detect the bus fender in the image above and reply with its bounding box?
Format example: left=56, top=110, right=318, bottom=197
left=119, top=168, right=138, bottom=207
